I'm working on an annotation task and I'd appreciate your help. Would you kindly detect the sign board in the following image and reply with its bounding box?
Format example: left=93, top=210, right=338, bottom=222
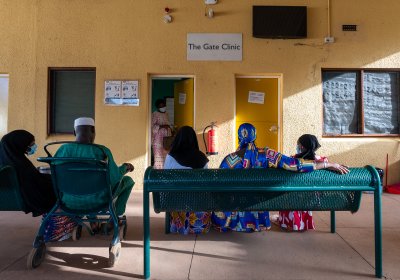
left=248, top=91, right=265, bottom=104
left=187, top=33, right=242, bottom=61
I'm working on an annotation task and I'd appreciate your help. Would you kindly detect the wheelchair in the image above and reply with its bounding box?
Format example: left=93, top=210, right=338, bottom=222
left=27, top=141, right=127, bottom=269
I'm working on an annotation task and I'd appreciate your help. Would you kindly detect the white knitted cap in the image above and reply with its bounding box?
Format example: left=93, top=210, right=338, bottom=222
left=74, top=117, right=95, bottom=128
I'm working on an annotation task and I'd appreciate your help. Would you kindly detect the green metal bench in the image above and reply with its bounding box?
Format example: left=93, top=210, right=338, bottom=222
left=0, top=165, right=26, bottom=211
left=143, top=165, right=382, bottom=279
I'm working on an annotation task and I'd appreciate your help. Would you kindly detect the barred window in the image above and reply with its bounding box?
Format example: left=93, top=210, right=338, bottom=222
left=48, top=68, right=95, bottom=134
left=322, top=69, right=399, bottom=136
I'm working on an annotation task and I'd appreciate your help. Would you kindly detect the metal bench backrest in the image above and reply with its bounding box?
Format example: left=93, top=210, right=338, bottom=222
left=0, top=165, right=26, bottom=211
left=144, top=166, right=380, bottom=213
left=37, top=157, right=112, bottom=214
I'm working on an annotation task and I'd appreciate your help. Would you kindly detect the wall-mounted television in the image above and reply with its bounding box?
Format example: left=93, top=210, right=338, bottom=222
left=253, top=6, right=307, bottom=39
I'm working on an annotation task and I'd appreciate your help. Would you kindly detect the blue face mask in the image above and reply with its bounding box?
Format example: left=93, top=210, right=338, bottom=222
left=296, top=145, right=302, bottom=155
left=27, top=143, right=38, bottom=156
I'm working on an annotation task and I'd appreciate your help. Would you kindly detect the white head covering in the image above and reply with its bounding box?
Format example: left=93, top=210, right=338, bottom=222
left=74, top=117, right=95, bottom=128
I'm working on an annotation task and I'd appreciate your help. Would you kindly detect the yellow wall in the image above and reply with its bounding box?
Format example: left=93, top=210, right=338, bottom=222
left=1, top=0, right=400, bottom=188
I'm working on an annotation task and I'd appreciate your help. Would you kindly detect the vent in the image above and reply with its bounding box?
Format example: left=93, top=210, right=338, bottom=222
left=342, top=25, right=357, bottom=31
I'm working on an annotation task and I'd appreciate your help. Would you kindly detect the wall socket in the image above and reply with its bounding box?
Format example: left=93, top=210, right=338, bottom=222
left=324, top=37, right=335, bottom=44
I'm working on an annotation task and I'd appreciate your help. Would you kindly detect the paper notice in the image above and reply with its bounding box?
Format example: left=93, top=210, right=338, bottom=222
left=248, top=91, right=265, bottom=104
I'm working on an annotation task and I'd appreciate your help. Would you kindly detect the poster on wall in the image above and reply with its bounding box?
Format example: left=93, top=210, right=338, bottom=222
left=179, top=92, right=186, bottom=104
left=248, top=91, right=265, bottom=104
left=122, top=80, right=139, bottom=98
left=104, top=80, right=140, bottom=106
left=104, top=80, right=122, bottom=104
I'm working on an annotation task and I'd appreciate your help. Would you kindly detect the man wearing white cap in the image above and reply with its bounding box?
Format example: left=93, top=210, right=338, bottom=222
left=55, top=117, right=134, bottom=220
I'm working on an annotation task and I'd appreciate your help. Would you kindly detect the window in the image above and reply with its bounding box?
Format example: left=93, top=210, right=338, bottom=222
left=48, top=68, right=96, bottom=134
left=322, top=69, right=400, bottom=136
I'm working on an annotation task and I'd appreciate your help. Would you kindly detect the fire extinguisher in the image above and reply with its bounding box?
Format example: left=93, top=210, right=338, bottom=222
left=203, top=122, right=218, bottom=155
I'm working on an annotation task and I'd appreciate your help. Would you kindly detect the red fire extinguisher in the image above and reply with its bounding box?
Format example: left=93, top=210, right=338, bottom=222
left=203, top=122, right=218, bottom=155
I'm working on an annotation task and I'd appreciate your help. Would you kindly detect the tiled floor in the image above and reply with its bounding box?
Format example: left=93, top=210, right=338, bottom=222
left=0, top=190, right=399, bottom=280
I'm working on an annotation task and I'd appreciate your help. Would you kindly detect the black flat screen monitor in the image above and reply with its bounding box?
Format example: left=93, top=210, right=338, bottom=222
left=253, top=6, right=307, bottom=39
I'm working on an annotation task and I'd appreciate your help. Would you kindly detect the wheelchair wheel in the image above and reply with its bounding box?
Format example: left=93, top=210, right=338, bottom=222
left=72, top=225, right=82, bottom=241
left=108, top=242, right=121, bottom=267
left=27, top=243, right=46, bottom=269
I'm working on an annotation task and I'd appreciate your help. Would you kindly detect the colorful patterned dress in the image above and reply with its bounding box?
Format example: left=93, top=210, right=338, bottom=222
left=43, top=214, right=77, bottom=242
left=164, top=154, right=211, bottom=235
left=277, top=156, right=327, bottom=231
left=212, top=123, right=316, bottom=232
left=170, top=211, right=211, bottom=235
left=151, top=111, right=171, bottom=169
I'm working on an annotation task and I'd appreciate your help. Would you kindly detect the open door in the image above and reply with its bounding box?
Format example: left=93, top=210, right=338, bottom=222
left=149, top=75, right=195, bottom=167
left=235, top=76, right=281, bottom=150
left=173, top=78, right=194, bottom=128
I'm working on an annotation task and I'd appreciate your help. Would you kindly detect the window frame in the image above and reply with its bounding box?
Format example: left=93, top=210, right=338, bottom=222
left=47, top=67, right=96, bottom=136
left=322, top=68, right=400, bottom=138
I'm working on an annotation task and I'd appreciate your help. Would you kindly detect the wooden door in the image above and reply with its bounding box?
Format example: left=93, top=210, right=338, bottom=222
left=235, top=77, right=280, bottom=150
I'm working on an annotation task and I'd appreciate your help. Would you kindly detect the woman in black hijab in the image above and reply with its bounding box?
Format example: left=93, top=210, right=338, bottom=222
left=0, top=130, right=56, bottom=216
left=278, top=134, right=326, bottom=232
left=164, top=126, right=210, bottom=234
left=166, top=126, right=209, bottom=169
left=295, top=134, right=322, bottom=160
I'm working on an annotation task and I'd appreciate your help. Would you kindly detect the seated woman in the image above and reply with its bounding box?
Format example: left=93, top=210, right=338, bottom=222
left=277, top=134, right=328, bottom=231
left=0, top=130, right=74, bottom=241
left=164, top=126, right=210, bottom=234
left=212, top=123, right=349, bottom=233
left=0, top=130, right=56, bottom=216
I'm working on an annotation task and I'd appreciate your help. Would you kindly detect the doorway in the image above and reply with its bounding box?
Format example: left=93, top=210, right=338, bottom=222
left=0, top=74, right=9, bottom=137
left=235, top=75, right=282, bottom=151
left=149, top=75, right=195, bottom=166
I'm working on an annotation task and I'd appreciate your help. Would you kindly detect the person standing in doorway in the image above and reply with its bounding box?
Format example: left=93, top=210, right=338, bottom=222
left=151, top=99, right=172, bottom=169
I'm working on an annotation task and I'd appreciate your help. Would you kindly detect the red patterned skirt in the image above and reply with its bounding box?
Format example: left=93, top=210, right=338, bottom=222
left=278, top=211, right=315, bottom=231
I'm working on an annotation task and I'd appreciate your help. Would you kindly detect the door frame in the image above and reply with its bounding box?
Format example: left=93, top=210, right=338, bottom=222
left=148, top=74, right=196, bottom=167
left=0, top=73, right=9, bottom=137
left=234, top=74, right=283, bottom=152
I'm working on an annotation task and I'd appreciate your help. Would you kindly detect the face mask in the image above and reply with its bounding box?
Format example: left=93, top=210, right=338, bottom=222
left=26, top=143, right=38, bottom=156
left=158, top=107, right=167, bottom=113
left=296, top=145, right=302, bottom=155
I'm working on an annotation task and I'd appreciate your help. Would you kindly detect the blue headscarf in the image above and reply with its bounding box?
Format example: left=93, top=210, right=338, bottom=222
left=238, top=123, right=257, bottom=149
left=237, top=123, right=258, bottom=168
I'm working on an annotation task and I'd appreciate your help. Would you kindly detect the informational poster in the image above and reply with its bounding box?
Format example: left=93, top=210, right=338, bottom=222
left=248, top=91, right=265, bottom=104
left=121, top=98, right=140, bottom=106
left=104, top=80, right=140, bottom=106
left=122, top=80, right=139, bottom=99
left=105, top=80, right=121, bottom=97
left=179, top=92, right=186, bottom=104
